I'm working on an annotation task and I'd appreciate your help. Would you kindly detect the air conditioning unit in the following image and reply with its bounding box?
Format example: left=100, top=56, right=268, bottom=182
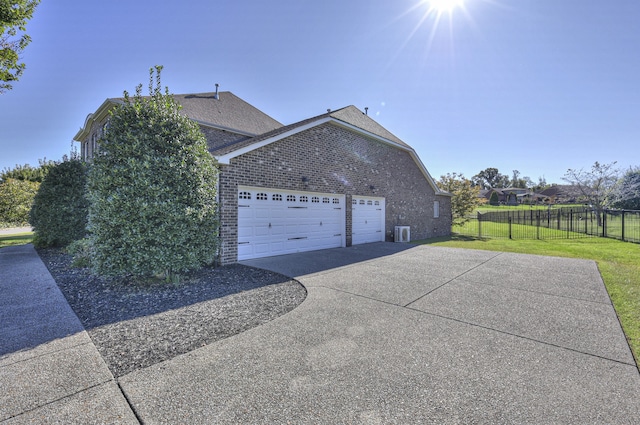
left=395, top=226, right=410, bottom=243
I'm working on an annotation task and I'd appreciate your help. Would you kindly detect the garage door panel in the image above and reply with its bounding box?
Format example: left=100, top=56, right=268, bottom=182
left=352, top=196, right=385, bottom=245
left=237, top=187, right=345, bottom=260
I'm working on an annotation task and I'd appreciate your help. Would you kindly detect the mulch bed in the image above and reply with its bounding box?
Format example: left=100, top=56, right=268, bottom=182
left=37, top=248, right=306, bottom=377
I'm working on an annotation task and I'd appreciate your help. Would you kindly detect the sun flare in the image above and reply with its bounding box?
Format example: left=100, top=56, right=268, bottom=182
left=426, top=0, right=465, bottom=13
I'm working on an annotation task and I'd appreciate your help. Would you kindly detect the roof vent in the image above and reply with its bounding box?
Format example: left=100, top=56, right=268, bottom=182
left=365, top=107, right=369, bottom=115
left=214, top=83, right=219, bottom=100
left=327, top=108, right=331, bottom=113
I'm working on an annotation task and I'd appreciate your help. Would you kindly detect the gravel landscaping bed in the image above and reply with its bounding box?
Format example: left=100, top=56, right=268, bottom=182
left=37, top=248, right=306, bottom=377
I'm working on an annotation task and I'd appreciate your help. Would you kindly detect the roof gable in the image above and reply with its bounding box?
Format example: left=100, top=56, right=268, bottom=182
left=213, top=105, right=449, bottom=196
left=74, top=91, right=283, bottom=142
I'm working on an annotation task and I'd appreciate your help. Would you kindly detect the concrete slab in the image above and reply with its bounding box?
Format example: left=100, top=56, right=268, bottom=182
left=4, top=242, right=640, bottom=423
left=408, top=279, right=634, bottom=364
left=0, top=343, right=115, bottom=421
left=1, top=381, right=139, bottom=425
left=120, top=284, right=640, bottom=424
left=0, top=245, right=136, bottom=424
left=456, top=252, right=611, bottom=303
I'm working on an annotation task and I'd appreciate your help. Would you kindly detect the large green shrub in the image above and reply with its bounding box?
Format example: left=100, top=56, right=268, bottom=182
left=29, top=159, right=88, bottom=247
left=87, top=66, right=219, bottom=280
left=489, top=191, right=500, bottom=206
left=0, top=178, right=39, bottom=226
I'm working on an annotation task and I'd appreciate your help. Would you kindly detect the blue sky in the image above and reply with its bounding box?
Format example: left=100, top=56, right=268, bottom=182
left=1, top=0, right=638, bottom=184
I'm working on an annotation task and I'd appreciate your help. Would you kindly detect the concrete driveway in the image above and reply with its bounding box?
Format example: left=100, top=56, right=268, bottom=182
left=3, top=242, right=639, bottom=424
left=118, top=243, right=640, bottom=424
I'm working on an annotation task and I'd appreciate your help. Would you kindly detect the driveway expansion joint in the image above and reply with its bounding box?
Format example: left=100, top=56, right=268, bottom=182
left=402, top=251, right=505, bottom=308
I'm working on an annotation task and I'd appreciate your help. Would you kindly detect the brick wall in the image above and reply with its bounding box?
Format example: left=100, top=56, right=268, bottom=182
left=218, top=122, right=451, bottom=264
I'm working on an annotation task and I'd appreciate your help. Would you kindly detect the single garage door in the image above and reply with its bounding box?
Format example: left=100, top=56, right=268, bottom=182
left=237, top=187, right=345, bottom=260
left=352, top=196, right=385, bottom=244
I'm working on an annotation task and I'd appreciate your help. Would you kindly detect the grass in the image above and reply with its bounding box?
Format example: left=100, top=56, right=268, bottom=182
left=0, top=232, right=34, bottom=248
left=417, top=235, right=640, bottom=366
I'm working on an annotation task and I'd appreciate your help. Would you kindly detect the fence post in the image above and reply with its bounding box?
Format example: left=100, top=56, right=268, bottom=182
left=477, top=211, right=482, bottom=238
left=584, top=208, right=587, bottom=234
left=508, top=216, right=512, bottom=239
left=536, top=211, right=540, bottom=239
left=602, top=210, right=607, bottom=238
left=570, top=209, right=573, bottom=232
left=622, top=210, right=625, bottom=241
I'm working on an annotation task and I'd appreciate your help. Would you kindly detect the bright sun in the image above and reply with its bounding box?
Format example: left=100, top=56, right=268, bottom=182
left=426, top=0, right=464, bottom=13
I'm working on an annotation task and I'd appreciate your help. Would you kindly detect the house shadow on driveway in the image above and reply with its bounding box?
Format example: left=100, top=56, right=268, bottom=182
left=240, top=242, right=418, bottom=278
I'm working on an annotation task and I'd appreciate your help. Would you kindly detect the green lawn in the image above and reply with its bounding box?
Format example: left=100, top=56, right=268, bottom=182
left=0, top=232, right=33, bottom=248
left=417, top=235, right=640, bottom=366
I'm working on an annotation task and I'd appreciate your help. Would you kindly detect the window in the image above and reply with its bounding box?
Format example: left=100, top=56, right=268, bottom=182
left=374, top=201, right=380, bottom=206
left=359, top=200, right=365, bottom=205
left=434, top=201, right=440, bottom=218
left=272, top=194, right=283, bottom=201
left=300, top=195, right=308, bottom=203
left=239, top=191, right=251, bottom=200
left=322, top=197, right=330, bottom=204
left=256, top=193, right=268, bottom=200
left=333, top=198, right=340, bottom=204
left=367, top=200, right=373, bottom=206
left=287, top=195, right=296, bottom=202
left=311, top=196, right=320, bottom=203
left=352, top=199, right=357, bottom=205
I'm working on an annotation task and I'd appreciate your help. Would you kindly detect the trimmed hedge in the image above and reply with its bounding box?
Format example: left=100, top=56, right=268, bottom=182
left=87, top=67, right=219, bottom=280
left=29, top=159, right=88, bottom=247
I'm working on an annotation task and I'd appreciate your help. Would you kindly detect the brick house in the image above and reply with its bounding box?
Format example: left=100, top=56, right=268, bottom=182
left=74, top=90, right=451, bottom=264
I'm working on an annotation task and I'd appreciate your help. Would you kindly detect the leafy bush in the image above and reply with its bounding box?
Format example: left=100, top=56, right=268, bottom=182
left=29, top=159, right=88, bottom=247
left=0, top=178, right=39, bottom=226
left=66, top=238, right=92, bottom=268
left=87, top=66, right=219, bottom=280
left=0, top=159, right=56, bottom=183
left=489, top=191, right=500, bottom=206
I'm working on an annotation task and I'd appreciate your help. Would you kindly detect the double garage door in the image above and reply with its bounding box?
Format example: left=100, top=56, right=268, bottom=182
left=237, top=187, right=385, bottom=260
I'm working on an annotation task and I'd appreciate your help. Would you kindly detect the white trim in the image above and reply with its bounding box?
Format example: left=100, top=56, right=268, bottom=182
left=216, top=117, right=451, bottom=196
left=216, top=118, right=333, bottom=165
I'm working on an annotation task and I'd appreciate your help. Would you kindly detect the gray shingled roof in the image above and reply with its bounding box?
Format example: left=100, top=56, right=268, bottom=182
left=210, top=105, right=411, bottom=156
left=329, top=106, right=410, bottom=148
left=174, top=92, right=283, bottom=136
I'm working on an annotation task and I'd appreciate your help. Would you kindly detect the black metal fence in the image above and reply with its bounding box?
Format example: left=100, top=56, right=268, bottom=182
left=455, top=207, right=640, bottom=243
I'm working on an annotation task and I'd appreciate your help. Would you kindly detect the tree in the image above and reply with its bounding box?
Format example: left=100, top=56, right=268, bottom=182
left=510, top=170, right=534, bottom=189
left=87, top=66, right=219, bottom=280
left=0, top=158, right=56, bottom=183
left=489, top=191, right=499, bottom=206
left=0, top=177, right=38, bottom=225
left=473, top=167, right=509, bottom=189
left=29, top=158, right=88, bottom=247
left=0, top=0, right=40, bottom=93
left=563, top=161, right=620, bottom=225
left=438, top=173, right=480, bottom=226
left=613, top=167, right=640, bottom=210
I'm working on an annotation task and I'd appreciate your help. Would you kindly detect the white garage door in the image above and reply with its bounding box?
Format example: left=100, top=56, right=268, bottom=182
left=352, top=196, right=385, bottom=244
left=237, top=187, right=345, bottom=260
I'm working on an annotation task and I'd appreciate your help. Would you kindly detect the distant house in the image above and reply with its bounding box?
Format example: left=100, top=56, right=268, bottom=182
left=539, top=185, right=584, bottom=204
left=74, top=89, right=452, bottom=264
left=479, top=188, right=549, bottom=206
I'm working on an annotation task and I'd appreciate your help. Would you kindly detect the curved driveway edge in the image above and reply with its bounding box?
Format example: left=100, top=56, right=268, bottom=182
left=119, top=243, right=640, bottom=424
